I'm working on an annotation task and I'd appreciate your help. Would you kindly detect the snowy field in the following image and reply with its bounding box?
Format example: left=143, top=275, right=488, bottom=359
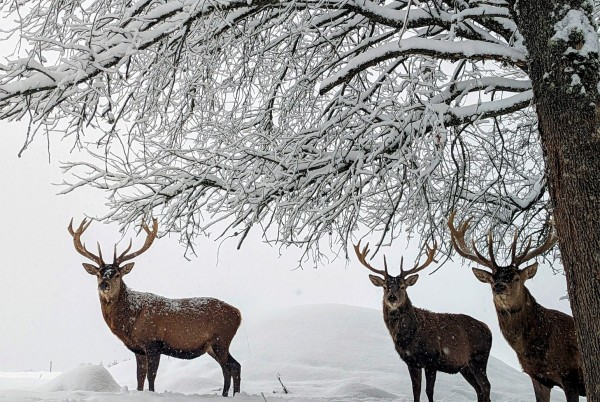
left=0, top=304, right=574, bottom=402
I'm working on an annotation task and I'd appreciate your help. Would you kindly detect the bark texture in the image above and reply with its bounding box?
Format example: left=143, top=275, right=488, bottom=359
left=512, top=0, right=600, bottom=399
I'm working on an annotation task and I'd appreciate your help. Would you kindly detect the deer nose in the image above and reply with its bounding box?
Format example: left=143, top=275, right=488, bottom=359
left=387, top=294, right=398, bottom=303
left=493, top=282, right=507, bottom=293
left=98, top=282, right=110, bottom=292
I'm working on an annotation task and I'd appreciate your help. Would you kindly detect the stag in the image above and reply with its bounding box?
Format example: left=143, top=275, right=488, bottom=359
left=354, top=241, right=492, bottom=402
left=68, top=218, right=242, bottom=396
left=448, top=211, right=585, bottom=402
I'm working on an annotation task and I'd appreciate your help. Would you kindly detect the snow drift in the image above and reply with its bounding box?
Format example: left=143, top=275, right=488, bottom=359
left=39, top=365, right=121, bottom=392
left=0, top=304, right=576, bottom=401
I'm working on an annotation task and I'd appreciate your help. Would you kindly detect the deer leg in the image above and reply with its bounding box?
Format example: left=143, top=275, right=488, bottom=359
left=226, top=354, right=241, bottom=396
left=134, top=353, right=147, bottom=391
left=146, top=351, right=161, bottom=392
left=532, top=378, right=551, bottom=402
left=407, top=365, right=422, bottom=402
left=563, top=387, right=580, bottom=402
left=469, top=357, right=491, bottom=402
left=460, top=367, right=485, bottom=401
left=562, top=377, right=582, bottom=402
left=209, top=344, right=233, bottom=397
left=424, top=368, right=436, bottom=402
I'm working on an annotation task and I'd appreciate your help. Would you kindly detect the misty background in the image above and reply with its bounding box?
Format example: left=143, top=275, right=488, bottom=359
left=0, top=120, right=570, bottom=374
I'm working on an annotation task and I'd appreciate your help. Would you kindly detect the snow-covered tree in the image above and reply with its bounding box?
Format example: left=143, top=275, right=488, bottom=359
left=0, top=0, right=598, bottom=397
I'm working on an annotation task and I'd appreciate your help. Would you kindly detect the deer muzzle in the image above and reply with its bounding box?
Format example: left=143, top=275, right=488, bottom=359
left=493, top=282, right=507, bottom=294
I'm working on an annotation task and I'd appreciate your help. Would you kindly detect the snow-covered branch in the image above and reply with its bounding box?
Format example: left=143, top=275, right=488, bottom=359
left=0, top=0, right=552, bottom=258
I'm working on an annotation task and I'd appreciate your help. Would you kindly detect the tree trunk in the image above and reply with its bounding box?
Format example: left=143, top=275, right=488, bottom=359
left=513, top=0, right=600, bottom=399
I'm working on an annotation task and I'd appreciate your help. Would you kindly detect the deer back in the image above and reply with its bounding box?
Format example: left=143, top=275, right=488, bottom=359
left=108, top=289, right=242, bottom=355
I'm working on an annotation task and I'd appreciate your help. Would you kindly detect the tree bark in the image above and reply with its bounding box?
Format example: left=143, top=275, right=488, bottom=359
left=513, top=0, right=600, bottom=399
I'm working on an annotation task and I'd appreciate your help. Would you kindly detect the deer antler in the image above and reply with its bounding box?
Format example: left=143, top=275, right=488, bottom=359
left=353, top=240, right=388, bottom=277
left=511, top=222, right=558, bottom=266
left=448, top=211, right=557, bottom=271
left=447, top=210, right=497, bottom=271
left=68, top=218, right=104, bottom=266
left=113, top=218, right=159, bottom=265
left=400, top=241, right=438, bottom=278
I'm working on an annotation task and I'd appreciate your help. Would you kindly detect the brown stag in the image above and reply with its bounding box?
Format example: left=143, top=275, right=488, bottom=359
left=354, top=241, right=492, bottom=402
left=68, top=218, right=242, bottom=396
left=448, top=211, right=585, bottom=402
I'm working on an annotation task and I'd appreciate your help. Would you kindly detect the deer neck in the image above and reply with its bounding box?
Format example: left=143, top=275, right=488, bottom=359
left=495, top=288, right=543, bottom=351
left=383, top=298, right=418, bottom=347
left=99, top=284, right=138, bottom=338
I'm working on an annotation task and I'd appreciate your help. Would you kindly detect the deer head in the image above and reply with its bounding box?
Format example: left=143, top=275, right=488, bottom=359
left=354, top=241, right=437, bottom=310
left=68, top=218, right=158, bottom=302
left=447, top=211, right=557, bottom=311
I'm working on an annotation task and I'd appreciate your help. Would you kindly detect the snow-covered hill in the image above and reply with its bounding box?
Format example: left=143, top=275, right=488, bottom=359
left=0, top=304, right=576, bottom=401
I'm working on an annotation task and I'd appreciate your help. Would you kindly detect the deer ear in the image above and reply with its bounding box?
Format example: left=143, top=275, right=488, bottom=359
left=472, top=267, right=493, bottom=284
left=369, top=275, right=385, bottom=287
left=520, top=262, right=538, bottom=281
left=405, top=274, right=419, bottom=287
left=120, top=263, right=135, bottom=275
left=82, top=263, right=100, bottom=276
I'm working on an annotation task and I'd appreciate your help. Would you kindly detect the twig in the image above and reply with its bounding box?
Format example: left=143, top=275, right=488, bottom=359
left=276, top=373, right=288, bottom=394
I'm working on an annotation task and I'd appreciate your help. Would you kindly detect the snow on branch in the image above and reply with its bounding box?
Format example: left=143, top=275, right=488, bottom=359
left=0, top=0, right=551, bottom=258
left=320, top=38, right=527, bottom=94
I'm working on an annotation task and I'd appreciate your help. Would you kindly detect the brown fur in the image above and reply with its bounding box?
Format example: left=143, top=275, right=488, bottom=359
left=98, top=283, right=242, bottom=395
left=372, top=274, right=492, bottom=402
left=448, top=211, right=586, bottom=402
left=477, top=268, right=585, bottom=401
left=69, top=218, right=242, bottom=396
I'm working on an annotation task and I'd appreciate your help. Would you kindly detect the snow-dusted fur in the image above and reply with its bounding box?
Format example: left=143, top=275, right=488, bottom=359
left=471, top=263, right=585, bottom=401
left=70, top=218, right=242, bottom=396
left=493, top=285, right=585, bottom=401
left=99, top=282, right=242, bottom=396
left=371, top=274, right=492, bottom=402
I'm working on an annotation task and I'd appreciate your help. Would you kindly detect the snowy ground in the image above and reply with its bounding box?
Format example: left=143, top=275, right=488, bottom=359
left=0, top=304, right=576, bottom=401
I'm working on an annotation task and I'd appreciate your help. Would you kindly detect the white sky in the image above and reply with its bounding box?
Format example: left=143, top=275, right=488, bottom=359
left=0, top=120, right=572, bottom=374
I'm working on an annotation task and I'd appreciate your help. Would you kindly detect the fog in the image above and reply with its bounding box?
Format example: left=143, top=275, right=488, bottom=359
left=0, top=121, right=571, bottom=373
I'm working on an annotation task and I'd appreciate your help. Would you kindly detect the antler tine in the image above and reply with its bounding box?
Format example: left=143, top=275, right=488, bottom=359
left=68, top=218, right=92, bottom=236
left=353, top=240, right=387, bottom=277
left=402, top=241, right=438, bottom=277
left=97, top=242, right=104, bottom=266
left=114, top=218, right=159, bottom=265
left=447, top=211, right=473, bottom=258
left=518, top=238, right=533, bottom=261
left=472, top=238, right=496, bottom=270
left=67, top=218, right=76, bottom=236
left=68, top=218, right=103, bottom=265
left=510, top=229, right=519, bottom=262
left=513, top=225, right=558, bottom=266
left=383, top=255, right=389, bottom=276
left=486, top=231, right=498, bottom=268
left=448, top=210, right=496, bottom=271
left=114, top=238, right=133, bottom=264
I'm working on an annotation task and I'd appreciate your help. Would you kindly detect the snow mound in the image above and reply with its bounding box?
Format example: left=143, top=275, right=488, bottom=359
left=323, top=380, right=398, bottom=399
left=39, top=365, right=120, bottom=392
